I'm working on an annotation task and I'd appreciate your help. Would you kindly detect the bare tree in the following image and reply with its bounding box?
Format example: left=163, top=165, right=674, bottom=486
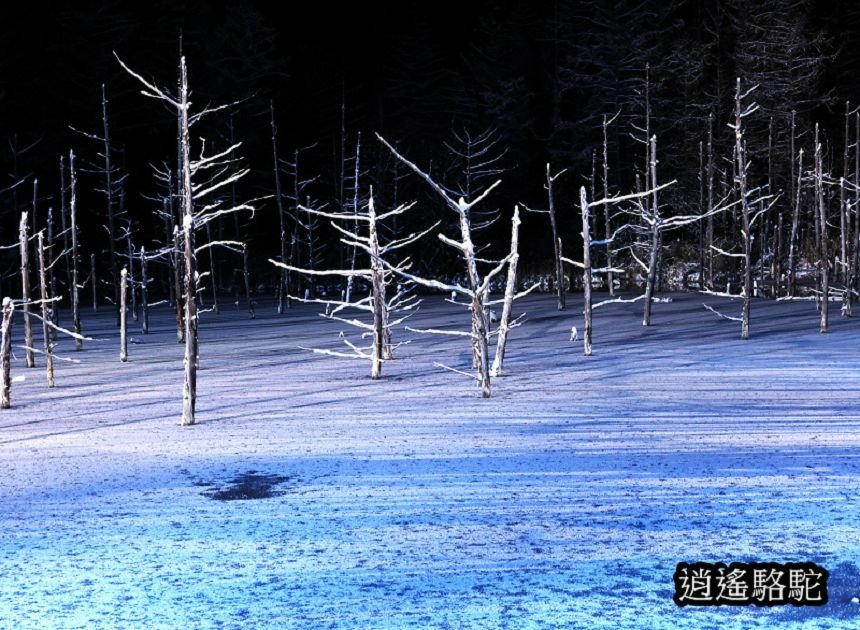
left=37, top=232, right=54, bottom=387
left=70, top=150, right=82, bottom=350
left=270, top=101, right=291, bottom=314
left=117, top=53, right=255, bottom=425
left=814, top=124, right=830, bottom=333
left=19, top=212, right=34, bottom=368
left=70, top=85, right=125, bottom=324
left=378, top=134, right=531, bottom=397
left=120, top=266, right=128, bottom=361
left=489, top=205, right=523, bottom=377
left=1, top=298, right=12, bottom=409
left=525, top=164, right=566, bottom=309
left=702, top=79, right=775, bottom=339
left=140, top=247, right=149, bottom=334
left=272, top=191, right=427, bottom=379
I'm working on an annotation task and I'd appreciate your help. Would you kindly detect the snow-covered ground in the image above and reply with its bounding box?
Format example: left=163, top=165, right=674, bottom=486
left=1, top=292, right=859, bottom=628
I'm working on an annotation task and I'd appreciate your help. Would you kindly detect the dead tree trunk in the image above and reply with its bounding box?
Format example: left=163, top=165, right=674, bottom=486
left=490, top=206, right=520, bottom=376
left=179, top=60, right=198, bottom=427
left=91, top=253, right=98, bottom=311
left=70, top=151, right=82, bottom=350
left=37, top=232, right=54, bottom=387
left=788, top=149, right=804, bottom=296
left=243, top=244, right=254, bottom=320
left=19, top=212, right=34, bottom=367
left=602, top=114, right=615, bottom=297
left=126, top=231, right=138, bottom=321
left=102, top=85, right=121, bottom=326
left=173, top=226, right=184, bottom=343
left=120, top=266, right=128, bottom=362
left=642, top=136, right=662, bottom=327
left=1, top=298, right=12, bottom=408
left=706, top=112, right=715, bottom=289
left=140, top=247, right=149, bottom=334
left=815, top=124, right=829, bottom=333
left=581, top=187, right=593, bottom=357
left=271, top=102, right=290, bottom=314
left=547, top=164, right=565, bottom=309
left=205, top=221, right=219, bottom=313
left=345, top=134, right=362, bottom=304
left=47, top=206, right=57, bottom=329
left=735, top=80, right=753, bottom=341
left=366, top=197, right=385, bottom=379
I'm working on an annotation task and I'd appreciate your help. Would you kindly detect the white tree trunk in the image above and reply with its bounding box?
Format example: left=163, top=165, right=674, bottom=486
left=1, top=298, right=12, bottom=408
left=69, top=151, right=82, bottom=350
left=140, top=247, right=149, bottom=334
left=815, top=125, right=829, bottom=333
left=643, top=136, right=660, bottom=327
left=581, top=187, right=593, bottom=357
left=120, top=267, right=128, bottom=362
left=180, top=57, right=198, bottom=427
left=490, top=206, right=521, bottom=377
left=19, top=212, right=34, bottom=367
left=38, top=232, right=54, bottom=387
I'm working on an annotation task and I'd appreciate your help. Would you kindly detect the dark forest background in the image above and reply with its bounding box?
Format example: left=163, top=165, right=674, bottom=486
left=0, top=0, right=857, bottom=294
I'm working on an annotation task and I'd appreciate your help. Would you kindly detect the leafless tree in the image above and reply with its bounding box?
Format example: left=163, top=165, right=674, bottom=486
left=378, top=134, right=533, bottom=397
left=1, top=298, right=12, bottom=409
left=19, top=212, right=34, bottom=367
left=525, top=164, right=566, bottom=309
left=37, top=232, right=54, bottom=387
left=814, top=124, right=830, bottom=333
left=120, top=266, right=128, bottom=361
left=117, top=53, right=255, bottom=426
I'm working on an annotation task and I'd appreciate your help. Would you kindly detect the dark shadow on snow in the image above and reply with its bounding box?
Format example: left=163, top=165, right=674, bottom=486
left=201, top=470, right=293, bottom=501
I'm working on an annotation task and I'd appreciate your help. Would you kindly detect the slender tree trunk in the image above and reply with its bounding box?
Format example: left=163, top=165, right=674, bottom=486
left=180, top=56, right=198, bottom=426
left=120, top=267, right=128, bottom=362
left=490, top=206, right=520, bottom=377
left=547, top=164, right=565, bottom=309
left=602, top=116, right=615, bottom=296
left=37, top=232, right=54, bottom=387
left=734, top=80, right=752, bottom=340
left=47, top=206, right=57, bottom=331
left=345, top=134, right=361, bottom=304
left=102, top=85, right=120, bottom=326
left=788, top=149, right=803, bottom=296
left=705, top=113, right=715, bottom=290
left=173, top=226, right=184, bottom=343
left=31, top=180, right=38, bottom=246
left=643, top=136, right=660, bottom=327
left=787, top=110, right=796, bottom=295
left=815, top=125, right=829, bottom=333
left=127, top=233, right=138, bottom=321
left=205, top=221, right=219, bottom=313
left=19, top=212, right=34, bottom=367
left=1, top=298, right=13, bottom=408
left=243, top=244, right=254, bottom=320
left=367, top=197, right=384, bottom=379
left=140, top=247, right=149, bottom=334
left=581, top=187, right=593, bottom=357
left=91, top=253, right=98, bottom=311
left=271, top=103, right=290, bottom=314
left=70, top=151, right=82, bottom=350
left=165, top=198, right=175, bottom=309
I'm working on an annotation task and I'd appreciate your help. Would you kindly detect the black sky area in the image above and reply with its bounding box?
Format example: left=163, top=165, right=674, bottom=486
left=1, top=0, right=860, bottom=284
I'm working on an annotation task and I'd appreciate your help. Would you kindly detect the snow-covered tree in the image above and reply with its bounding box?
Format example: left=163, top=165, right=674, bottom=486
left=117, top=53, right=255, bottom=426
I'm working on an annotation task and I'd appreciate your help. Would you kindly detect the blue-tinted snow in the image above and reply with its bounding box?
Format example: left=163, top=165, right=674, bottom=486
left=0, top=293, right=858, bottom=628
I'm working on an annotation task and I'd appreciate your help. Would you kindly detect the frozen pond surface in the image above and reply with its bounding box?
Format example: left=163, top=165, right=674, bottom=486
left=1, top=292, right=859, bottom=628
